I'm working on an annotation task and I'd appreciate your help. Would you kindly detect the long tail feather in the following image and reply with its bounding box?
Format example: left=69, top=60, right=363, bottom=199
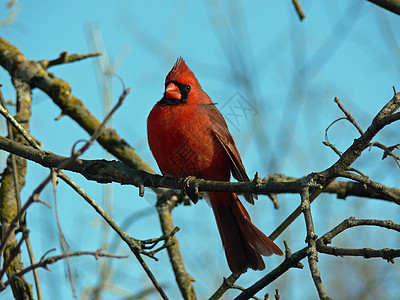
left=209, top=192, right=282, bottom=273
left=231, top=195, right=283, bottom=256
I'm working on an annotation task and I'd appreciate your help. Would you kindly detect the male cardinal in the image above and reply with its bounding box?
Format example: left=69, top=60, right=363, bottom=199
left=147, top=58, right=282, bottom=273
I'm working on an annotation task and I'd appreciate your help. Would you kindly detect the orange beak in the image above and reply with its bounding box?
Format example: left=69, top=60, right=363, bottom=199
left=165, top=82, right=181, bottom=100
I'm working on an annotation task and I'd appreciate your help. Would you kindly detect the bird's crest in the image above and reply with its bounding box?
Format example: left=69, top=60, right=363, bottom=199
left=165, top=57, right=199, bottom=86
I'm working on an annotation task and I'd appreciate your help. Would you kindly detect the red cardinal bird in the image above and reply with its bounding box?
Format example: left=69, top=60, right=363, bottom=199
left=147, top=58, right=282, bottom=273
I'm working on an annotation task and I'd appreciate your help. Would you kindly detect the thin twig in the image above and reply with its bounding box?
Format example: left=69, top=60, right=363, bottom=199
left=300, top=186, right=331, bottom=300
left=24, top=234, right=42, bottom=300
left=0, top=102, right=41, bottom=149
left=229, top=284, right=262, bottom=300
left=69, top=76, right=129, bottom=159
left=339, top=171, right=400, bottom=205
left=38, top=51, right=102, bottom=69
left=269, top=176, right=335, bottom=241
left=334, top=97, right=364, bottom=135
left=347, top=167, right=368, bottom=178
left=51, top=170, right=76, bottom=294
left=0, top=248, right=127, bottom=291
left=0, top=229, right=28, bottom=281
left=320, top=217, right=400, bottom=241
left=209, top=273, right=241, bottom=300
left=322, top=141, right=342, bottom=157
left=318, top=245, right=400, bottom=263
left=369, top=141, right=400, bottom=167
left=234, top=246, right=308, bottom=300
left=324, top=117, right=347, bottom=144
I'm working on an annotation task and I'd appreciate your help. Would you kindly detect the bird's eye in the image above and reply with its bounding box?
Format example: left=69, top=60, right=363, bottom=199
left=184, top=85, right=191, bottom=92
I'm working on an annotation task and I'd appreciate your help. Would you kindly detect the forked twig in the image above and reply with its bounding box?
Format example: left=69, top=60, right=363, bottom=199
left=38, top=51, right=102, bottom=69
left=334, top=97, right=364, bottom=135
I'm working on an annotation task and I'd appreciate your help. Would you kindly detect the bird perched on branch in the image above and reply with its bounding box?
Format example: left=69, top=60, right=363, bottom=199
left=147, top=57, right=282, bottom=273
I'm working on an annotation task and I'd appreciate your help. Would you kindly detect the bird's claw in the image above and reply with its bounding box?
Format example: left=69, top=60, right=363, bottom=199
left=179, top=176, right=199, bottom=204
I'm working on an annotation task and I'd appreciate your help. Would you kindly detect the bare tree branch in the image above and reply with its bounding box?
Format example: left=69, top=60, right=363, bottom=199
left=0, top=135, right=399, bottom=206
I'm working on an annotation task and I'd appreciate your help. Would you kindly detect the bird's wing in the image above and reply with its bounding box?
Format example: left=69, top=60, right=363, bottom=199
left=204, top=103, right=256, bottom=204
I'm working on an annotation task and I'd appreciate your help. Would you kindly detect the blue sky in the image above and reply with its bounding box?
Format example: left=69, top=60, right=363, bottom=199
left=1, top=1, right=399, bottom=299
